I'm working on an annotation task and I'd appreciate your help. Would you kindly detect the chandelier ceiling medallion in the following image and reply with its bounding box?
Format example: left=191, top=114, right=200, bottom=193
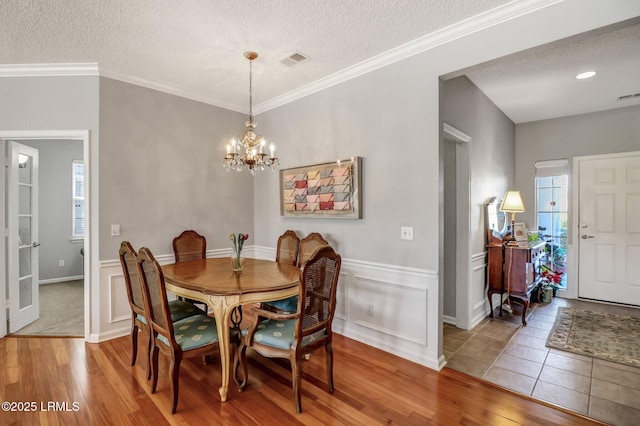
left=223, top=51, right=278, bottom=175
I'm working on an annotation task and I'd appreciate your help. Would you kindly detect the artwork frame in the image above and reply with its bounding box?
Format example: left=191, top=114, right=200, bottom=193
left=513, top=222, right=527, bottom=242
left=280, top=157, right=362, bottom=219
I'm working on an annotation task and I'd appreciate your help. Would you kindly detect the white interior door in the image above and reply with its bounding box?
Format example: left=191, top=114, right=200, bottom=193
left=578, top=151, right=640, bottom=305
left=7, top=141, right=40, bottom=332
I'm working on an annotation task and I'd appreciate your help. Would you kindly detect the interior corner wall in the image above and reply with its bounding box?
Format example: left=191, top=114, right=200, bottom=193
left=441, top=76, right=515, bottom=318
left=98, top=77, right=252, bottom=259
left=515, top=104, right=640, bottom=230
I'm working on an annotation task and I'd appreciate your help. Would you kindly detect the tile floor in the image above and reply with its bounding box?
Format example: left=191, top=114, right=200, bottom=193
left=443, top=297, right=640, bottom=426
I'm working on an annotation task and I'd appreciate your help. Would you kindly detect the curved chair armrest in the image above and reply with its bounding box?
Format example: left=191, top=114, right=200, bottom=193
left=250, top=306, right=299, bottom=321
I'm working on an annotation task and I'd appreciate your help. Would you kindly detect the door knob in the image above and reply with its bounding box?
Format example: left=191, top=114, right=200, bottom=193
left=581, top=235, right=595, bottom=239
left=32, top=242, right=41, bottom=247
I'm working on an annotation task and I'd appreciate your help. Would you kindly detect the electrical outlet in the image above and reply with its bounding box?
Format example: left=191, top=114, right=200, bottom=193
left=400, top=226, right=414, bottom=240
left=366, top=304, right=374, bottom=316
left=59, top=259, right=64, bottom=267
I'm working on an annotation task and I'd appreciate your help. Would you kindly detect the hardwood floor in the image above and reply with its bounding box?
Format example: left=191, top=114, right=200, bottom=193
left=0, top=332, right=603, bottom=425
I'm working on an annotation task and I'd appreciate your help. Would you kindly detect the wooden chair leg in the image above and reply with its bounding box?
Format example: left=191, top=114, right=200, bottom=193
left=170, top=355, right=182, bottom=414
left=292, top=354, right=303, bottom=414
left=131, top=324, right=138, bottom=366
left=325, top=343, right=334, bottom=393
left=145, top=330, right=152, bottom=381
left=150, top=345, right=160, bottom=394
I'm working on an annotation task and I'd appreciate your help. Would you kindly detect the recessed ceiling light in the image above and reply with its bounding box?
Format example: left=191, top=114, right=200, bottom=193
left=576, top=71, right=596, bottom=80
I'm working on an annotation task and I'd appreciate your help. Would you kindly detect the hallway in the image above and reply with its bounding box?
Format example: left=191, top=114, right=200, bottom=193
left=444, top=297, right=640, bottom=425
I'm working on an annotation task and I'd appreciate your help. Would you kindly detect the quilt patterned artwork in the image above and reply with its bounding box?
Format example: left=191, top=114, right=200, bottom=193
left=279, top=157, right=361, bottom=219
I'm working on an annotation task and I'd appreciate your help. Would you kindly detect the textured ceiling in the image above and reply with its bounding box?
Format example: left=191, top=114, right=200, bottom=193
left=464, top=19, right=640, bottom=123
left=0, top=0, right=510, bottom=111
left=1, top=1, right=638, bottom=122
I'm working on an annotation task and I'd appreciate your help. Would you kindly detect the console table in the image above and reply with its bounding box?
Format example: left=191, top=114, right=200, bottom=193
left=486, top=240, right=546, bottom=325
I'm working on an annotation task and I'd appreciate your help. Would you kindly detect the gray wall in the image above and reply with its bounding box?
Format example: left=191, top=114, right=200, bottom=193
left=441, top=76, right=515, bottom=317
left=0, top=76, right=99, bottom=131
left=515, top=104, right=640, bottom=230
left=98, top=77, right=254, bottom=259
left=21, top=139, right=84, bottom=281
left=252, top=58, right=440, bottom=269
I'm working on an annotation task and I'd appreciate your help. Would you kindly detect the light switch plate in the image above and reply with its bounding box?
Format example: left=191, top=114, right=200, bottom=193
left=401, top=226, right=414, bottom=240
left=111, top=224, right=121, bottom=237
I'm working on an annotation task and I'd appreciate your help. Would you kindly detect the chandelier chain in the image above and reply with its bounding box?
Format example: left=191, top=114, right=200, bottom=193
left=248, top=58, right=253, bottom=122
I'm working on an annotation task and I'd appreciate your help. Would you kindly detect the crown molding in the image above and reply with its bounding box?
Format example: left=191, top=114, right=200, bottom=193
left=0, top=62, right=99, bottom=76
left=99, top=67, right=246, bottom=114
left=0, top=0, right=560, bottom=114
left=254, top=0, right=562, bottom=114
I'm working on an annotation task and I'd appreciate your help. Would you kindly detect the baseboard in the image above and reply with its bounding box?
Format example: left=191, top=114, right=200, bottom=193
left=39, top=275, right=84, bottom=285
left=442, top=315, right=456, bottom=325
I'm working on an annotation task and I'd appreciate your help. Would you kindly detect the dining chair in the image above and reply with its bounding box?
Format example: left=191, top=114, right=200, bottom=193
left=275, top=230, right=300, bottom=266
left=118, top=241, right=206, bottom=381
left=235, top=245, right=342, bottom=414
left=261, top=230, right=302, bottom=314
left=137, top=246, right=234, bottom=414
left=262, top=232, right=330, bottom=314
left=297, top=232, right=329, bottom=268
left=172, top=230, right=208, bottom=314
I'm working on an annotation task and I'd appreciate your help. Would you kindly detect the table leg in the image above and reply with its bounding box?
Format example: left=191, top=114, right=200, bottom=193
left=208, top=296, right=238, bottom=402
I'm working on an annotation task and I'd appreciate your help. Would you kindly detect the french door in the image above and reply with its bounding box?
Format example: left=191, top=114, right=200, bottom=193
left=7, top=141, right=40, bottom=332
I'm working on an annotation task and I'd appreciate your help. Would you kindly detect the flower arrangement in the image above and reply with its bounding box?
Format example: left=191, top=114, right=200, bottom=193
left=540, top=264, right=563, bottom=290
left=230, top=232, right=249, bottom=271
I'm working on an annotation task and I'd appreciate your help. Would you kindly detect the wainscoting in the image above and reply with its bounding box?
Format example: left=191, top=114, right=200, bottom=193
left=98, top=245, right=442, bottom=370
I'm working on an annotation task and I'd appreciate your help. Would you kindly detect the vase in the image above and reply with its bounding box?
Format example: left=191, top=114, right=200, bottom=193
left=231, top=256, right=244, bottom=271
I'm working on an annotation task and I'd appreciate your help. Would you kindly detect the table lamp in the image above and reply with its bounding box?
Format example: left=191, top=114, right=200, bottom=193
left=500, top=190, right=525, bottom=247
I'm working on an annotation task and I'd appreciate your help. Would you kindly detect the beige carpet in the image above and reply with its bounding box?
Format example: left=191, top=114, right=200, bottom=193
left=546, top=307, right=640, bottom=368
left=13, top=280, right=84, bottom=336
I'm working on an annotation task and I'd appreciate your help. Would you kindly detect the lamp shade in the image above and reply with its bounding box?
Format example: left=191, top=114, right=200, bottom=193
left=500, top=191, right=525, bottom=213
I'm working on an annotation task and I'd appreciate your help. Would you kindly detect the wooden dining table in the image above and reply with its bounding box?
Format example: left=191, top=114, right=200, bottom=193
left=162, top=257, right=300, bottom=402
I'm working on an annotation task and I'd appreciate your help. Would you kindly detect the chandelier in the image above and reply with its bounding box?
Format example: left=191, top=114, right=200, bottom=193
left=223, top=51, right=278, bottom=175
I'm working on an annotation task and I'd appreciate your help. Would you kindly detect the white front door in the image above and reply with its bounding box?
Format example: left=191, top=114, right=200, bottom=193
left=578, top=151, right=640, bottom=305
left=7, top=141, right=40, bottom=332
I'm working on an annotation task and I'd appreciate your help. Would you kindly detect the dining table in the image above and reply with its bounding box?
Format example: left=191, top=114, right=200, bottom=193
left=161, top=257, right=300, bottom=402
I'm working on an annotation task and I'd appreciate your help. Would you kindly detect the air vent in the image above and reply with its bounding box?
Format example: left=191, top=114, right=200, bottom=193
left=281, top=52, right=310, bottom=67
left=618, top=93, right=640, bottom=101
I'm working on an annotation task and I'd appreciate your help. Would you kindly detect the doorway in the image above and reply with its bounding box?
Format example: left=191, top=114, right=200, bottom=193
left=442, top=123, right=472, bottom=329
left=1, top=131, right=90, bottom=339
left=576, top=150, right=640, bottom=306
